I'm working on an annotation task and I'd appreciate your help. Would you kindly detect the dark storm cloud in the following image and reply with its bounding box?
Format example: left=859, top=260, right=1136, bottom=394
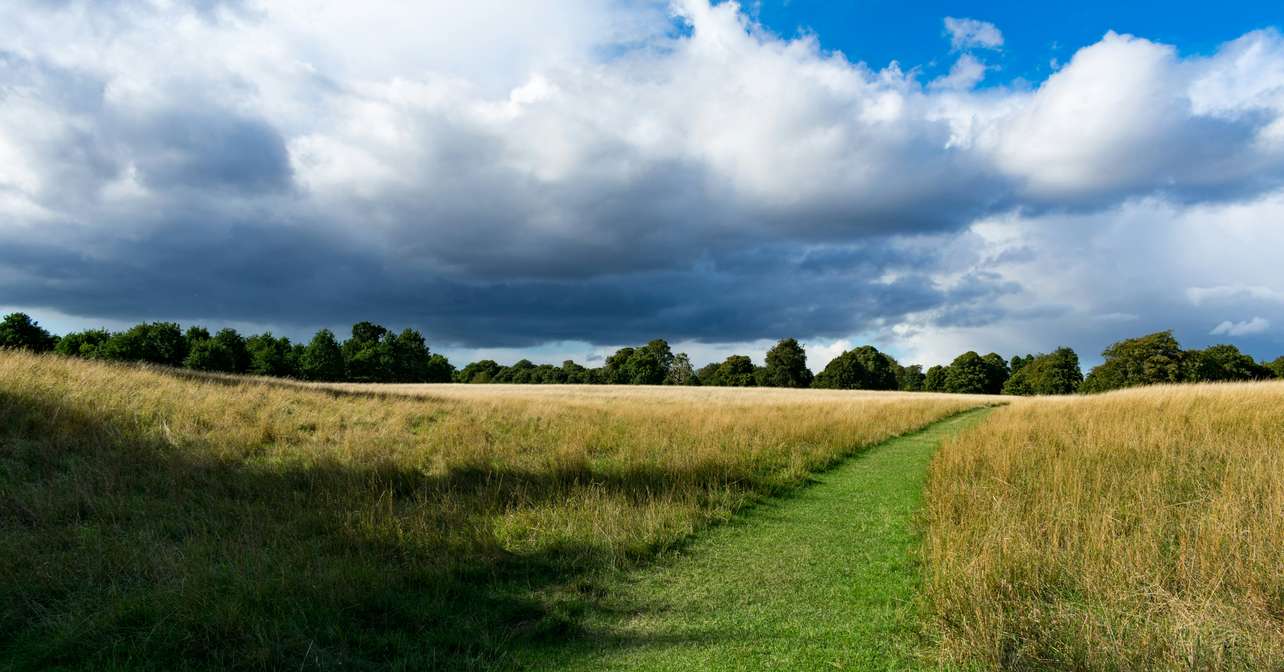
left=4, top=2, right=1284, bottom=356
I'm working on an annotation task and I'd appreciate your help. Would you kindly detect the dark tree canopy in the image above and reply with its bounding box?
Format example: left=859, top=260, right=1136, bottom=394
left=923, top=365, right=947, bottom=392
left=814, top=345, right=898, bottom=390
left=941, top=351, right=1008, bottom=394
left=1002, top=347, right=1083, bottom=395
left=1183, top=344, right=1272, bottom=382
left=14, top=311, right=1284, bottom=395
left=1082, top=331, right=1186, bottom=393
left=56, top=328, right=111, bottom=359
left=762, top=338, right=813, bottom=388
left=0, top=313, right=57, bottom=352
left=300, top=329, right=345, bottom=381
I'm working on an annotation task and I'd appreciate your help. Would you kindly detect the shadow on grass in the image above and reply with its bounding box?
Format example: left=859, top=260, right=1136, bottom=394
left=0, top=390, right=737, bottom=672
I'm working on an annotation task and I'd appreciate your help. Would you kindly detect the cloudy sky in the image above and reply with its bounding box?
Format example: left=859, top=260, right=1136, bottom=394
left=3, top=0, right=1284, bottom=369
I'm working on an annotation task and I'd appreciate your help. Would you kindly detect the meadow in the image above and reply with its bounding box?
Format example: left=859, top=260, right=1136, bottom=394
left=923, top=383, right=1284, bottom=670
left=2, top=350, right=1281, bottom=670
left=0, top=350, right=979, bottom=670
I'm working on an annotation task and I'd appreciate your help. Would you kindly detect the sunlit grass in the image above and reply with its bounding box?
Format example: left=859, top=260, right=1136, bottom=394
left=922, top=383, right=1284, bottom=670
left=0, top=350, right=979, bottom=669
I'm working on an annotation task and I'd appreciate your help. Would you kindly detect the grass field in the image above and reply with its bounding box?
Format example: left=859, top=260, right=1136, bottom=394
left=0, top=350, right=980, bottom=670
left=3, top=351, right=1281, bottom=671
left=922, top=383, right=1284, bottom=670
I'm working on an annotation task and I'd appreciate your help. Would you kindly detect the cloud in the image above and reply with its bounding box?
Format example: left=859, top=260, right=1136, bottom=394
left=1211, top=317, right=1270, bottom=336
left=1188, top=285, right=1284, bottom=305
left=944, top=17, right=1004, bottom=51
left=2, top=1, right=1284, bottom=360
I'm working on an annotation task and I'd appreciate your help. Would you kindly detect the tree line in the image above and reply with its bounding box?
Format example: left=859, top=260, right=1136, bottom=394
left=0, top=313, right=452, bottom=383
left=3, top=312, right=1282, bottom=394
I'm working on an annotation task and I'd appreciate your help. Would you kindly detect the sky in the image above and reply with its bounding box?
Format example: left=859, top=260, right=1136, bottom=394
left=2, top=0, right=1284, bottom=370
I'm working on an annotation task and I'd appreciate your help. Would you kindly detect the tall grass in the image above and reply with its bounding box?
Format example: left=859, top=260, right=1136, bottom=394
left=922, top=383, right=1284, bottom=670
left=0, top=350, right=978, bottom=670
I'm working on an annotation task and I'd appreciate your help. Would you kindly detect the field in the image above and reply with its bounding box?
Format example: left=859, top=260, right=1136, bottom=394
left=0, top=350, right=979, bottom=670
left=1, top=350, right=1281, bottom=671
left=922, top=383, right=1284, bottom=670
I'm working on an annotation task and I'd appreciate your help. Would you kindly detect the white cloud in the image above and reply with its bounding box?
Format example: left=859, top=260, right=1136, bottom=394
left=4, top=1, right=1284, bottom=356
left=944, top=17, right=1004, bottom=51
left=1211, top=317, right=1270, bottom=336
left=1188, top=285, right=1284, bottom=305
left=931, top=53, right=990, bottom=90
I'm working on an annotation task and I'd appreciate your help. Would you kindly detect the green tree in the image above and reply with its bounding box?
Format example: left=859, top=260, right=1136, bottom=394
left=623, top=347, right=667, bottom=385
left=100, top=322, right=186, bottom=366
left=425, top=353, right=454, bottom=383
left=1267, top=356, right=1284, bottom=379
left=1082, top=331, right=1186, bottom=393
left=762, top=338, right=813, bottom=388
left=695, top=361, right=722, bottom=386
left=457, top=359, right=503, bottom=384
left=1184, top=344, right=1272, bottom=382
left=923, top=365, right=947, bottom=392
left=388, top=328, right=432, bottom=382
left=55, top=328, right=111, bottom=359
left=246, top=332, right=297, bottom=377
left=299, top=329, right=345, bottom=381
left=943, top=351, right=991, bottom=394
left=0, top=313, right=57, bottom=352
left=184, top=339, right=237, bottom=372
left=664, top=353, right=698, bottom=385
left=813, top=345, right=898, bottom=390
left=211, top=329, right=250, bottom=373
left=342, top=322, right=393, bottom=382
left=603, top=347, right=636, bottom=384
left=1002, top=347, right=1083, bottom=395
left=896, top=364, right=925, bottom=392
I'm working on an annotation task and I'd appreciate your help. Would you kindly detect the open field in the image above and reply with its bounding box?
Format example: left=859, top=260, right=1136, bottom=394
left=3, top=350, right=1281, bottom=670
left=923, top=383, right=1284, bottom=670
left=0, top=350, right=981, bottom=670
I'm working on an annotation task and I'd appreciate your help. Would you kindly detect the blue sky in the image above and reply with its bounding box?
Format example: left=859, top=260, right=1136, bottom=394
left=756, top=0, right=1282, bottom=83
left=2, top=0, right=1284, bottom=371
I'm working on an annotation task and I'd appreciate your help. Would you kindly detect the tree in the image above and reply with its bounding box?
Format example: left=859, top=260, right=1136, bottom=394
left=389, top=328, right=432, bottom=382
left=184, top=338, right=237, bottom=372
left=701, top=355, right=757, bottom=386
left=246, top=332, right=297, bottom=377
left=602, top=347, right=636, bottom=384
left=0, top=313, right=57, bottom=352
left=457, top=359, right=503, bottom=384
left=923, top=365, right=947, bottom=392
left=981, top=353, right=1010, bottom=393
left=1184, top=344, right=1272, bottom=382
left=212, top=328, right=250, bottom=373
left=342, top=321, right=393, bottom=382
left=664, top=353, right=698, bottom=385
left=943, top=351, right=992, bottom=394
left=56, top=329, right=111, bottom=359
left=1002, top=347, right=1083, bottom=395
left=622, top=347, right=667, bottom=385
left=762, top=338, right=813, bottom=388
left=695, top=361, right=722, bottom=386
left=100, top=322, right=186, bottom=366
left=813, top=345, right=898, bottom=390
left=1268, top=356, right=1284, bottom=380
left=1082, top=331, right=1186, bottom=393
left=896, top=364, right=925, bottom=392
left=299, top=329, right=345, bottom=381
left=425, top=353, right=455, bottom=383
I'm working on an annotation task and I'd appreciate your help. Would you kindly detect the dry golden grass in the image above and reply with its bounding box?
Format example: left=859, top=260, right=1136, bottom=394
left=922, top=383, right=1284, bottom=670
left=0, top=350, right=981, bottom=669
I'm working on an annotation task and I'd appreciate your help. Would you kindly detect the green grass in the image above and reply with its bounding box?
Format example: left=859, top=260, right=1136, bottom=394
left=513, top=408, right=994, bottom=671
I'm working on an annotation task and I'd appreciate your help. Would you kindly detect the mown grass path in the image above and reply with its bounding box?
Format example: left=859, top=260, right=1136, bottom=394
left=517, top=408, right=993, bottom=672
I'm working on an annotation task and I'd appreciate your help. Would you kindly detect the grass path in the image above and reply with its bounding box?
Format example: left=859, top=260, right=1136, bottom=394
left=516, top=408, right=993, bottom=671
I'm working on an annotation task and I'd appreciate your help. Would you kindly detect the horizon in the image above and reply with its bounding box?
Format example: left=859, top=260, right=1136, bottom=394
left=4, top=1, right=1284, bottom=369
